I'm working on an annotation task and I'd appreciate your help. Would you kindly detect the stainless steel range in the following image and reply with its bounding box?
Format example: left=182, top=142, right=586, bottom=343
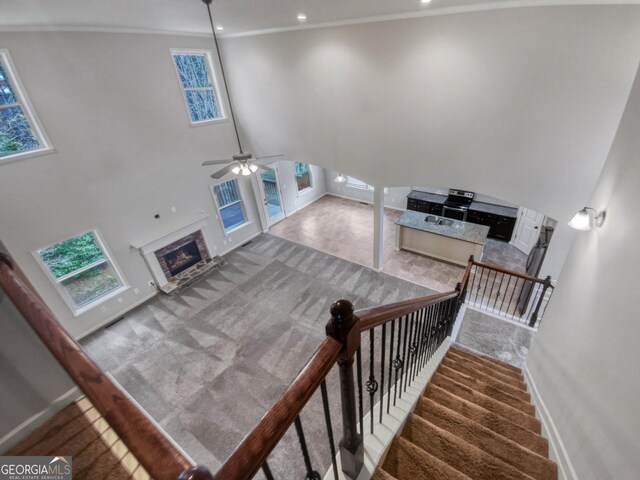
left=442, top=189, right=475, bottom=221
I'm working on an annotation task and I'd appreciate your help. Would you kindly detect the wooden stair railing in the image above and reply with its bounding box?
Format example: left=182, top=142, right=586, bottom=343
left=0, top=253, right=213, bottom=480
left=464, top=256, right=554, bottom=327
left=1, top=247, right=554, bottom=480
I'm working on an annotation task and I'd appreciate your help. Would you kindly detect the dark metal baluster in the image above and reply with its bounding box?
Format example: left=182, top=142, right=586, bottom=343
left=499, top=275, right=513, bottom=313
left=492, top=273, right=505, bottom=311
left=414, top=308, right=426, bottom=380
left=402, top=312, right=414, bottom=393
left=487, top=270, right=498, bottom=310
left=366, top=329, right=378, bottom=434
left=387, top=319, right=395, bottom=414
left=379, top=324, right=386, bottom=424
left=408, top=309, right=421, bottom=385
left=420, top=305, right=432, bottom=369
left=262, top=462, right=275, bottom=480
left=506, top=277, right=521, bottom=318
left=475, top=267, right=486, bottom=307
left=356, top=346, right=363, bottom=438
left=469, top=264, right=477, bottom=304
left=294, top=416, right=321, bottom=480
left=320, top=380, right=339, bottom=480
left=393, top=316, right=403, bottom=406
left=426, top=304, right=437, bottom=366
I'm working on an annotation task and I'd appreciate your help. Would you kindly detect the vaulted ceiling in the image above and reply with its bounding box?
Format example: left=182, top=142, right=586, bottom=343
left=3, top=0, right=640, bottom=36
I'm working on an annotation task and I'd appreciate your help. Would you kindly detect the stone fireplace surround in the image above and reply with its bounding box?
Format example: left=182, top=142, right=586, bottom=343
left=154, top=230, right=209, bottom=280
left=133, top=215, right=224, bottom=294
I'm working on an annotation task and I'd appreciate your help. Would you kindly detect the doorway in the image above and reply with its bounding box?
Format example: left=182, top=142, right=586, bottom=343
left=513, top=208, right=544, bottom=255
left=257, top=164, right=286, bottom=226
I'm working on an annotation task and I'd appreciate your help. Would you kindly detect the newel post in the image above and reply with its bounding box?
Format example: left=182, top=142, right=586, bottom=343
left=326, top=299, right=364, bottom=479
left=529, top=275, right=553, bottom=327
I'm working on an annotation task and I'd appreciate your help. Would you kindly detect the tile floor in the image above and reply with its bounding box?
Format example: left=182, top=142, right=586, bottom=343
left=270, top=195, right=527, bottom=293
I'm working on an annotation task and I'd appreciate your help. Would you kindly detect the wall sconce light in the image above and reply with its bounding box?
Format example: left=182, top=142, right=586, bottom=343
left=568, top=207, right=606, bottom=231
left=334, top=173, right=347, bottom=183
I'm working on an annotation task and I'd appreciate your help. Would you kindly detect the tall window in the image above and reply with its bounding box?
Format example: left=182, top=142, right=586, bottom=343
left=346, top=176, right=374, bottom=191
left=172, top=50, right=224, bottom=124
left=212, top=179, right=247, bottom=232
left=36, top=231, right=126, bottom=315
left=0, top=50, right=51, bottom=161
left=294, top=162, right=312, bottom=193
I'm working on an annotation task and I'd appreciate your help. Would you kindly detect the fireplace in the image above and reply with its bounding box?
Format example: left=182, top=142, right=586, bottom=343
left=154, top=230, right=210, bottom=281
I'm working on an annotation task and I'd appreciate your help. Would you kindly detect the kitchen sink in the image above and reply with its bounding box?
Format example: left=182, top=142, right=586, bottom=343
left=424, top=216, right=454, bottom=226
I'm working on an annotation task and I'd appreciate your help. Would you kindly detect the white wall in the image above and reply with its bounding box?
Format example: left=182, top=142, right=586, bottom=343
left=0, top=243, right=76, bottom=448
left=526, top=64, right=640, bottom=479
left=0, top=31, right=265, bottom=338
left=324, top=169, right=409, bottom=209
left=275, top=161, right=326, bottom=217
left=222, top=5, right=640, bottom=279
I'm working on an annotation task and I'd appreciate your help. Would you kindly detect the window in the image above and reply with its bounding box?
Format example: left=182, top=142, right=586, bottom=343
left=0, top=50, right=51, bottom=161
left=36, top=231, right=126, bottom=315
left=346, top=176, right=374, bottom=191
left=294, top=162, right=312, bottom=193
left=171, top=50, right=224, bottom=124
left=212, top=179, right=247, bottom=232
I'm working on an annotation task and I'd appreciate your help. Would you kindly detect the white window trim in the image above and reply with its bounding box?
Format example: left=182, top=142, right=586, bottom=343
left=33, top=229, right=129, bottom=317
left=0, top=49, right=54, bottom=164
left=346, top=176, right=374, bottom=191
left=294, top=163, right=313, bottom=196
left=170, top=48, right=227, bottom=126
left=210, top=179, right=250, bottom=236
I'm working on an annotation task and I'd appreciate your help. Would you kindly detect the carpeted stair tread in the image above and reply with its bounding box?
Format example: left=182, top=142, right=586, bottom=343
left=401, top=415, right=536, bottom=480
left=446, top=350, right=524, bottom=383
left=423, top=385, right=547, bottom=451
left=449, top=346, right=524, bottom=377
left=437, top=364, right=535, bottom=414
left=413, top=397, right=556, bottom=479
left=441, top=355, right=529, bottom=392
left=382, top=436, right=472, bottom=480
left=371, top=468, right=399, bottom=480
left=430, top=373, right=541, bottom=432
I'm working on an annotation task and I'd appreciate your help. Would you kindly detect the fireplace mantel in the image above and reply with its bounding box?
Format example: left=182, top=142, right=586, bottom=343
left=132, top=213, right=217, bottom=288
left=131, top=213, right=210, bottom=255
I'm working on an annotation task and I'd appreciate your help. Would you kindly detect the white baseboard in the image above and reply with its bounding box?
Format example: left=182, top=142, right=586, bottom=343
left=0, top=386, right=82, bottom=453
left=523, top=364, right=578, bottom=480
left=323, top=337, right=451, bottom=480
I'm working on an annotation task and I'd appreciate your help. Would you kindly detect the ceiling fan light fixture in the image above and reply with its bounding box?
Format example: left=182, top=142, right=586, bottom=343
left=249, top=163, right=258, bottom=173
left=231, top=166, right=241, bottom=175
left=335, top=173, right=347, bottom=183
left=241, top=166, right=251, bottom=176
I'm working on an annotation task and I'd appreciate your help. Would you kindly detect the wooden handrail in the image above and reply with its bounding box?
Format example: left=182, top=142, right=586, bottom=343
left=0, top=254, right=197, bottom=480
left=357, top=291, right=460, bottom=332
left=472, top=259, right=546, bottom=284
left=213, top=336, right=342, bottom=480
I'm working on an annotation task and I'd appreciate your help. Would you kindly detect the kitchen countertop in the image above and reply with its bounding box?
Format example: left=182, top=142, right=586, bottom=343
left=469, top=201, right=518, bottom=218
left=407, top=190, right=518, bottom=218
left=395, top=210, right=490, bottom=245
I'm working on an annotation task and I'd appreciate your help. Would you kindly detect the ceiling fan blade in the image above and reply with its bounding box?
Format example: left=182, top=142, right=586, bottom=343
left=202, top=158, right=233, bottom=166
left=210, top=164, right=238, bottom=179
left=254, top=154, right=284, bottom=161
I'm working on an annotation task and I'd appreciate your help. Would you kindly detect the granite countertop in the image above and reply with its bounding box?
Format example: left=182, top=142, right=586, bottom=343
left=470, top=201, right=518, bottom=218
left=395, top=210, right=489, bottom=245
left=407, top=190, right=447, bottom=204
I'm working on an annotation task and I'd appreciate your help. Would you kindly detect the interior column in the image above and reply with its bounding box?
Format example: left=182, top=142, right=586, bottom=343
left=373, top=186, right=384, bottom=271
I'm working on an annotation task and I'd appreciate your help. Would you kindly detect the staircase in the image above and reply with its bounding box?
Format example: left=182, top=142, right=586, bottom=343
left=373, top=345, right=557, bottom=480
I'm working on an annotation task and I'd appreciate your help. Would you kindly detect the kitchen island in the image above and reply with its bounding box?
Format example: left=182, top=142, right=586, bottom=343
left=395, top=210, right=489, bottom=266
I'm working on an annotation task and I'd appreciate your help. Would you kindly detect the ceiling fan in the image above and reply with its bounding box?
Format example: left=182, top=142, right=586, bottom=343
left=200, top=0, right=284, bottom=179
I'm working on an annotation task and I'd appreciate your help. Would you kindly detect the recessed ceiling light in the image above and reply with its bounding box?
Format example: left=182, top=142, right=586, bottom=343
left=216, top=26, right=224, bottom=31
left=420, top=0, right=432, bottom=4
left=297, top=13, right=307, bottom=21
